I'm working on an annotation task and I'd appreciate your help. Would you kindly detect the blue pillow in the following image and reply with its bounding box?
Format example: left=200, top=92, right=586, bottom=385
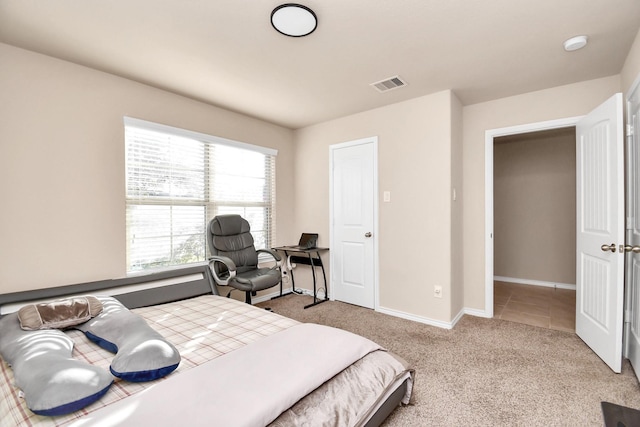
left=75, top=296, right=181, bottom=382
left=0, top=313, right=113, bottom=416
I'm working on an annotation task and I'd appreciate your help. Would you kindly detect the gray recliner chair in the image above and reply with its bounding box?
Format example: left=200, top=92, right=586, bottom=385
left=206, top=214, right=282, bottom=304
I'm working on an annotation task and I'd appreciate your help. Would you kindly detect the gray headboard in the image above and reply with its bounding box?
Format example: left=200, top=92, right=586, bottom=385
left=0, top=264, right=218, bottom=315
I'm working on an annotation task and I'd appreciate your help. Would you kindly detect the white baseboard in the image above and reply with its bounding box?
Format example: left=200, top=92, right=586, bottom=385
left=376, top=305, right=457, bottom=330
left=464, top=307, right=492, bottom=319
left=259, top=289, right=463, bottom=330
left=251, top=289, right=497, bottom=330
left=494, top=276, right=576, bottom=290
left=450, top=308, right=465, bottom=326
left=250, top=287, right=321, bottom=304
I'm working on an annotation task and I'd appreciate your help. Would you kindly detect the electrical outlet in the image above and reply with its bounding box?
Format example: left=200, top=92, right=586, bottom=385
left=434, top=285, right=442, bottom=298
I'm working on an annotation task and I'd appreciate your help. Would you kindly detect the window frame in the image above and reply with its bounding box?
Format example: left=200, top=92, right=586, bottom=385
left=124, top=117, right=277, bottom=274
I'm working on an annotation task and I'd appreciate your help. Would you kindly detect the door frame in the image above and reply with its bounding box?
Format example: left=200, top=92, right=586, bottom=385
left=329, top=136, right=380, bottom=309
left=484, top=116, right=582, bottom=317
left=624, top=75, right=640, bottom=360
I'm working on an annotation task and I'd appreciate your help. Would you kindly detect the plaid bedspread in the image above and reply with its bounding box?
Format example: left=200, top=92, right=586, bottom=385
left=0, top=295, right=299, bottom=427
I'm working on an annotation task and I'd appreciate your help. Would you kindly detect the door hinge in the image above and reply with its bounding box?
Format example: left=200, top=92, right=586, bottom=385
left=625, top=309, right=632, bottom=324
left=627, top=124, right=634, bottom=137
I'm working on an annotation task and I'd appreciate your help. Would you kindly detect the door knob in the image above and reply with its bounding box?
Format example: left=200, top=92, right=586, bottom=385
left=365, top=232, right=372, bottom=238
left=622, top=245, right=640, bottom=253
left=601, top=243, right=616, bottom=252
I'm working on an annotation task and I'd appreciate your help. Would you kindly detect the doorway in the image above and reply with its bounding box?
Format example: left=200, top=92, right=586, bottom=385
left=485, top=94, right=625, bottom=373
left=492, top=128, right=577, bottom=332
left=484, top=116, right=581, bottom=319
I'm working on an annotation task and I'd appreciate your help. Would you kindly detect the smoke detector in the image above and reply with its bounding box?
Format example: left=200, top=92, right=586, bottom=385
left=370, top=76, right=408, bottom=93
left=563, top=35, right=588, bottom=52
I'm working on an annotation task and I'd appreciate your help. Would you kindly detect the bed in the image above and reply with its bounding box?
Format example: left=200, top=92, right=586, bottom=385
left=0, top=265, right=413, bottom=426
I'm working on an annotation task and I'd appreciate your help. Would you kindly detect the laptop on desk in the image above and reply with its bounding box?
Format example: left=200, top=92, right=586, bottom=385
left=293, top=233, right=318, bottom=250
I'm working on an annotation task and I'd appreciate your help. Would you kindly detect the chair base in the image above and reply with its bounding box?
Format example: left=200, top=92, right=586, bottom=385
left=226, top=289, right=272, bottom=309
left=245, top=291, right=253, bottom=304
left=225, top=289, right=254, bottom=305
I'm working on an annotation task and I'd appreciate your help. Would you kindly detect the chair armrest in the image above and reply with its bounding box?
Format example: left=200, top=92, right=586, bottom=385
left=208, top=256, right=237, bottom=286
left=257, top=249, right=282, bottom=267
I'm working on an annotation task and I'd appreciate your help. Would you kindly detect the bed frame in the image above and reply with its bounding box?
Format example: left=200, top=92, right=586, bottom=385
left=0, top=265, right=218, bottom=315
left=0, top=265, right=408, bottom=426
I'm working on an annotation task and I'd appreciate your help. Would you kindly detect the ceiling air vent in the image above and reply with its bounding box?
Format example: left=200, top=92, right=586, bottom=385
left=370, top=75, right=408, bottom=93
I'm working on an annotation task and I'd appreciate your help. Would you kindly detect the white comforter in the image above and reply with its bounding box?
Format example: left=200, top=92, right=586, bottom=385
left=70, top=323, right=382, bottom=427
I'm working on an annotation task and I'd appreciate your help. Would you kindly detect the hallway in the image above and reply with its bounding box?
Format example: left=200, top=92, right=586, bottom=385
left=493, top=281, right=576, bottom=332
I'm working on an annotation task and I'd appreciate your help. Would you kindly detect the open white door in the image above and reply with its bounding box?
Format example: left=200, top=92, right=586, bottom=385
left=576, top=93, right=624, bottom=373
left=625, top=84, right=640, bottom=380
left=330, top=137, right=377, bottom=309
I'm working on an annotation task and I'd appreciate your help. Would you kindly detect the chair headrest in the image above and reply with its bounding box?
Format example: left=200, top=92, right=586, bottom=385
left=210, top=215, right=251, bottom=236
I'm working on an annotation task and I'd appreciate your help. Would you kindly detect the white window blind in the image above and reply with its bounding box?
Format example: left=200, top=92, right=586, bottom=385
left=124, top=118, right=276, bottom=273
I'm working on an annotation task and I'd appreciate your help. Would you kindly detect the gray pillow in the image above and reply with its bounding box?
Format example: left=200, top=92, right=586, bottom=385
left=75, top=296, right=181, bottom=382
left=0, top=313, right=113, bottom=416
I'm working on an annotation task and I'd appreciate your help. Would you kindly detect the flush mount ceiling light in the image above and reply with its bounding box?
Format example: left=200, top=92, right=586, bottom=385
left=563, top=35, right=588, bottom=52
left=271, top=3, right=317, bottom=37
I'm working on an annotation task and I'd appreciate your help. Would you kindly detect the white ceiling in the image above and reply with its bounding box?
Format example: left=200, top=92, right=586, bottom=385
left=1, top=0, right=639, bottom=129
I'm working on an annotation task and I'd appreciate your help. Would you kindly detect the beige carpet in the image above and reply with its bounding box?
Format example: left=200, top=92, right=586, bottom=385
left=257, top=294, right=640, bottom=426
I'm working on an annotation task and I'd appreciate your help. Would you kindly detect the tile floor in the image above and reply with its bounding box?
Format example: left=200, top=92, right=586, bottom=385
left=493, top=281, right=576, bottom=332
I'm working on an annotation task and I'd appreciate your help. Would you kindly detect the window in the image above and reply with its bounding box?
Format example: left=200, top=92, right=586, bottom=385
left=124, top=117, right=277, bottom=273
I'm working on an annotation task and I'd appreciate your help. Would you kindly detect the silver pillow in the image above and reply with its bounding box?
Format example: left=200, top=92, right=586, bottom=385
left=18, top=295, right=103, bottom=330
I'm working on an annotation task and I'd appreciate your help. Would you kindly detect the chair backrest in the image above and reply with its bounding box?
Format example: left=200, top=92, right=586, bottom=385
left=207, top=215, right=258, bottom=274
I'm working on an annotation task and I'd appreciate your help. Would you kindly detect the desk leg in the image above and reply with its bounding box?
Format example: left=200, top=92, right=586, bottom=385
left=286, top=251, right=304, bottom=294
left=303, top=251, right=329, bottom=309
left=271, top=250, right=301, bottom=300
left=320, top=258, right=328, bottom=298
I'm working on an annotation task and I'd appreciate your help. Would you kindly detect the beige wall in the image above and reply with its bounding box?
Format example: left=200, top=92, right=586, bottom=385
left=622, top=28, right=640, bottom=94
left=294, top=91, right=458, bottom=323
left=0, top=43, right=295, bottom=294
left=493, top=128, right=576, bottom=285
left=462, top=75, right=621, bottom=311
left=4, top=27, right=640, bottom=320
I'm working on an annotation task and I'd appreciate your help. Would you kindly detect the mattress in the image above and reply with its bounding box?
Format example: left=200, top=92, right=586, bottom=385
left=0, top=295, right=412, bottom=426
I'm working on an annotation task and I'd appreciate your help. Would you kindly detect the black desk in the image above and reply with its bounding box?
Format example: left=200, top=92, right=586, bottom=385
left=272, top=246, right=329, bottom=309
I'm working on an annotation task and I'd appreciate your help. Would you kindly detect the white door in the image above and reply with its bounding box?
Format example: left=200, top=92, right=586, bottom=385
left=330, top=137, right=377, bottom=309
left=576, top=93, right=624, bottom=373
left=625, top=85, right=640, bottom=380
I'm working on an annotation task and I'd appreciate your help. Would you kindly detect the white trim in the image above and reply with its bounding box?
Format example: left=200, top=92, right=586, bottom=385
left=376, top=306, right=457, bottom=330
left=329, top=136, right=380, bottom=310
left=624, top=76, right=640, bottom=360
left=249, top=287, right=323, bottom=305
left=123, top=116, right=278, bottom=156
left=450, top=308, right=466, bottom=326
left=249, top=287, right=293, bottom=304
left=254, top=292, right=493, bottom=330
left=485, top=129, right=494, bottom=318
left=494, top=276, right=576, bottom=290
left=484, top=116, right=582, bottom=318
left=464, top=307, right=492, bottom=319
left=626, top=72, right=640, bottom=104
